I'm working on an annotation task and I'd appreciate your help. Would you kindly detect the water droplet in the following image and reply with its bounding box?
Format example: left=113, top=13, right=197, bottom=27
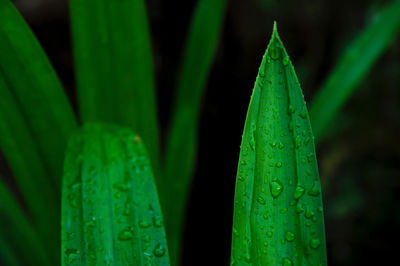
left=285, top=231, right=296, bottom=242
left=288, top=105, right=296, bottom=114
left=278, top=142, right=285, bottom=149
left=308, top=181, right=320, bottom=196
left=283, top=56, right=290, bottom=67
left=113, top=182, right=131, bottom=192
left=276, top=162, right=282, bottom=168
left=266, top=231, right=273, bottom=238
left=153, top=216, right=163, bottom=227
left=305, top=207, right=314, bottom=219
left=293, top=185, right=305, bottom=199
left=270, top=180, right=283, bottom=198
left=65, top=248, right=78, bottom=264
left=299, top=108, right=307, bottom=119
left=280, top=208, right=288, bottom=214
left=257, top=195, right=266, bottom=205
left=296, top=203, right=304, bottom=214
left=269, top=42, right=282, bottom=60
left=118, top=229, right=133, bottom=241
left=153, top=244, right=166, bottom=257
left=139, top=220, right=151, bottom=228
left=307, top=153, right=314, bottom=163
left=283, top=257, right=293, bottom=266
left=310, top=238, right=321, bottom=249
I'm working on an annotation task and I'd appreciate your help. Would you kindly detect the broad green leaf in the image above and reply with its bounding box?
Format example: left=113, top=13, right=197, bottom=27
left=0, top=1, right=77, bottom=260
left=162, top=0, right=226, bottom=262
left=0, top=0, right=77, bottom=190
left=231, top=23, right=327, bottom=265
left=62, top=124, right=170, bottom=265
left=69, top=0, right=160, bottom=174
left=0, top=178, right=50, bottom=266
left=310, top=0, right=400, bottom=142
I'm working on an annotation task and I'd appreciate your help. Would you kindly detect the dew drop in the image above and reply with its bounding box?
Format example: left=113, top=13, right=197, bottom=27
left=269, top=43, right=282, bottom=60
left=283, top=56, right=290, bottom=66
left=308, top=181, right=321, bottom=196
left=270, top=180, right=283, bottom=198
left=139, top=220, right=151, bottom=228
left=153, top=244, right=166, bottom=257
left=118, top=229, right=133, bottom=241
left=285, top=231, right=296, bottom=242
left=283, top=257, right=293, bottom=266
left=293, top=185, right=305, bottom=200
left=266, top=231, right=273, bottom=238
left=256, top=195, right=266, bottom=205
left=153, top=216, right=163, bottom=228
left=65, top=248, right=78, bottom=264
left=276, top=162, right=283, bottom=168
left=310, top=238, right=321, bottom=249
left=278, top=142, right=285, bottom=149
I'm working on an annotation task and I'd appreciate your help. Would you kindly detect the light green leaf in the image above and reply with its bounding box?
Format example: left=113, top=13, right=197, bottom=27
left=0, top=178, right=50, bottom=266
left=231, top=23, right=327, bottom=265
left=310, top=0, right=400, bottom=142
left=69, top=0, right=160, bottom=174
left=62, top=124, right=170, bottom=265
left=162, top=0, right=226, bottom=262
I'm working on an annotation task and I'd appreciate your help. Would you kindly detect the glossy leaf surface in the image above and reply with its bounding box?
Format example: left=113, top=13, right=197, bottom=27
left=231, top=23, right=327, bottom=266
left=310, top=0, right=400, bottom=142
left=70, top=0, right=160, bottom=173
left=62, top=124, right=170, bottom=265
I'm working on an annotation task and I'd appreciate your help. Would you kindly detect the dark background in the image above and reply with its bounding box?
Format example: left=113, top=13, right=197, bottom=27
left=11, top=0, right=400, bottom=265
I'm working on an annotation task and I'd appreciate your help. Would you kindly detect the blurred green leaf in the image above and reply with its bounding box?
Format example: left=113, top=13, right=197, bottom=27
left=0, top=1, right=77, bottom=261
left=69, top=0, right=160, bottom=174
left=231, top=23, right=327, bottom=265
left=0, top=178, right=50, bottom=266
left=162, top=0, right=226, bottom=263
left=62, top=124, right=170, bottom=265
left=310, top=0, right=400, bottom=142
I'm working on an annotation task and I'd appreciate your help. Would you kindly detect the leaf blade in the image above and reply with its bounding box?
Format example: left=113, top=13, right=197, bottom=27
left=69, top=0, right=160, bottom=173
left=0, top=0, right=77, bottom=188
left=0, top=178, right=50, bottom=266
left=310, top=0, right=400, bottom=142
left=162, top=0, right=226, bottom=262
left=62, top=124, right=170, bottom=265
left=231, top=23, right=327, bottom=265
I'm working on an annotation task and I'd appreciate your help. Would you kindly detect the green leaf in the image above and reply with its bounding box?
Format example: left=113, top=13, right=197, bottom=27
left=310, top=0, right=400, bottom=142
left=0, top=178, right=50, bottom=266
left=0, top=0, right=77, bottom=189
left=231, top=23, right=327, bottom=265
left=162, top=0, right=226, bottom=262
left=0, top=1, right=76, bottom=261
left=62, top=124, right=170, bottom=265
left=69, top=0, right=160, bottom=174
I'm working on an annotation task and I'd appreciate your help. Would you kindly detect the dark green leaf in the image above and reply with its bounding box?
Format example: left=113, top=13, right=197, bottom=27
left=162, top=0, right=226, bottom=262
left=231, top=23, right=327, bottom=265
left=0, top=1, right=76, bottom=260
left=310, top=0, right=400, bottom=142
left=69, top=0, right=160, bottom=173
left=0, top=178, right=50, bottom=266
left=62, top=124, right=170, bottom=265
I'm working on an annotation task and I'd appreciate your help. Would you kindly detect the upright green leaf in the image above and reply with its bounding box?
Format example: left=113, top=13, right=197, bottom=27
left=0, top=178, right=50, bottom=266
left=0, top=1, right=76, bottom=260
left=70, top=0, right=160, bottom=173
left=62, top=124, right=170, bottom=265
left=310, top=0, right=400, bottom=142
left=231, top=23, right=327, bottom=265
left=0, top=0, right=77, bottom=190
left=162, top=0, right=226, bottom=262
